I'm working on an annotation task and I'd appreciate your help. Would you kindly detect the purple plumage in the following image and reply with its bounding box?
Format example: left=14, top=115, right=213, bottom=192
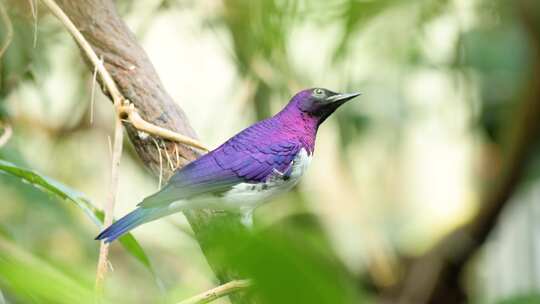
left=96, top=88, right=360, bottom=243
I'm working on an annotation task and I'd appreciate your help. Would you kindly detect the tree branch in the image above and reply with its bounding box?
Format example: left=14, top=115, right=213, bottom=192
left=177, top=280, right=252, bottom=304
left=39, top=0, right=122, bottom=105
left=51, top=1, right=250, bottom=302
left=40, top=0, right=208, bottom=151
left=38, top=0, right=208, bottom=293
left=94, top=110, right=123, bottom=292
left=118, top=104, right=209, bottom=152
left=38, top=0, right=124, bottom=291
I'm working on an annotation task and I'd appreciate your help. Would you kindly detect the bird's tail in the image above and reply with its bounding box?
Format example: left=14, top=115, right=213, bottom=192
left=95, top=207, right=160, bottom=243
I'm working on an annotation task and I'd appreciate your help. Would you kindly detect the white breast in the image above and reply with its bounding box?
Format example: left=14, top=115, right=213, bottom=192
left=221, top=148, right=312, bottom=210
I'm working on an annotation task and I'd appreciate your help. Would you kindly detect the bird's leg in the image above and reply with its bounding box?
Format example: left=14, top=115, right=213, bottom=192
left=272, top=168, right=285, bottom=177
left=240, top=207, right=254, bottom=228
left=272, top=161, right=294, bottom=181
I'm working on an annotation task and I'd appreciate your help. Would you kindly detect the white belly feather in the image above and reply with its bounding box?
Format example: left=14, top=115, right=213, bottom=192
left=221, top=148, right=312, bottom=210
left=167, top=148, right=312, bottom=220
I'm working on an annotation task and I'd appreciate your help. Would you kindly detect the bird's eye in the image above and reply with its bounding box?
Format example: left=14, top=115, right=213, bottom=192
left=313, top=88, right=324, bottom=96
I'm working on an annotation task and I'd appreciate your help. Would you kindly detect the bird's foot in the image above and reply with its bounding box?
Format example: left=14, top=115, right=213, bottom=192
left=240, top=208, right=254, bottom=229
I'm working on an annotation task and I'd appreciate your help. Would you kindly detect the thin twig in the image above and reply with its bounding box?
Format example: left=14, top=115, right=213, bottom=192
left=95, top=122, right=122, bottom=288
left=40, top=0, right=209, bottom=152
left=174, top=144, right=180, bottom=169
left=164, top=145, right=175, bottom=170
left=177, top=280, right=252, bottom=304
left=151, top=137, right=163, bottom=189
left=0, top=0, right=13, bottom=59
left=90, top=56, right=102, bottom=124
left=118, top=104, right=209, bottom=152
left=95, top=116, right=123, bottom=292
left=38, top=0, right=124, bottom=292
left=39, top=0, right=205, bottom=295
left=107, top=135, right=112, bottom=159
left=28, top=0, right=38, bottom=48
left=0, top=124, right=12, bottom=147
left=39, top=0, right=122, bottom=105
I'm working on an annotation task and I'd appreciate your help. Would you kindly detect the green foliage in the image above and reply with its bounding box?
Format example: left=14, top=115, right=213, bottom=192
left=496, top=294, right=540, bottom=304
left=198, top=213, right=364, bottom=304
left=0, top=236, right=95, bottom=304
left=1, top=0, right=539, bottom=302
left=461, top=22, right=530, bottom=143
left=231, top=229, right=362, bottom=303
left=333, top=0, right=400, bottom=60
left=0, top=159, right=154, bottom=276
left=335, top=110, right=370, bottom=150
left=0, top=10, right=55, bottom=98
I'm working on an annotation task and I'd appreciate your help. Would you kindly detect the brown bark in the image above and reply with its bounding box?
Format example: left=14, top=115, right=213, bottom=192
left=55, top=0, right=199, bottom=175
left=49, top=1, right=540, bottom=303
left=54, top=1, right=249, bottom=303
left=382, top=1, right=540, bottom=303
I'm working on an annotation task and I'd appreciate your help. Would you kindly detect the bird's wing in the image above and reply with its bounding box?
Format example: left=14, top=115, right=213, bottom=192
left=138, top=138, right=301, bottom=208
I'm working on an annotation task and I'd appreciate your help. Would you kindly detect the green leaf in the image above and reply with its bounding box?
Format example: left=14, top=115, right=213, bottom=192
left=0, top=235, right=96, bottom=304
left=0, top=159, right=101, bottom=226
left=497, top=293, right=540, bottom=304
left=0, top=159, right=154, bottom=276
left=119, top=232, right=152, bottom=271
left=202, top=213, right=365, bottom=304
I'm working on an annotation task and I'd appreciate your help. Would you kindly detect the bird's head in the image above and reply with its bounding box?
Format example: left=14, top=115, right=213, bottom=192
left=287, top=88, right=361, bottom=126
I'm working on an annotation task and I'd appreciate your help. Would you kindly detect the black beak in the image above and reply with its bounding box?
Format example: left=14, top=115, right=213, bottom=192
left=315, top=91, right=361, bottom=125
left=326, top=92, right=361, bottom=103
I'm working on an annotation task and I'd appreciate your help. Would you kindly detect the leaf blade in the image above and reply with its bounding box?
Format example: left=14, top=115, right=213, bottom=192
left=0, top=159, right=155, bottom=276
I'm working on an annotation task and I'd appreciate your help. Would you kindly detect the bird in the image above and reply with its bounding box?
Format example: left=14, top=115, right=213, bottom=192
left=96, top=88, right=360, bottom=243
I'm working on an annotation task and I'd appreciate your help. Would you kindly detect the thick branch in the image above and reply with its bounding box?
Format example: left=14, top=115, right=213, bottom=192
left=55, top=0, right=201, bottom=176
left=40, top=0, right=208, bottom=152
left=54, top=1, right=250, bottom=302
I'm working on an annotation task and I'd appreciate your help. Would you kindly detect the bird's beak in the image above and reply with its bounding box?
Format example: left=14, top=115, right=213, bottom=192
left=326, top=92, right=361, bottom=103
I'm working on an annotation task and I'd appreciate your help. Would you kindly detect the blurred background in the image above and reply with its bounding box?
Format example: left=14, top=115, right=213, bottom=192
left=1, top=0, right=540, bottom=303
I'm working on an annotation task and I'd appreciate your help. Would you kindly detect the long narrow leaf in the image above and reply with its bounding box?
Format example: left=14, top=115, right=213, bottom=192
left=0, top=236, right=96, bottom=304
left=0, top=159, right=153, bottom=274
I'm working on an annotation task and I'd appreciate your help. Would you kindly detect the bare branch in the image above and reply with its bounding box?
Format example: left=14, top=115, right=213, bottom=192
left=40, top=0, right=208, bottom=151
left=52, top=1, right=251, bottom=303
left=89, top=56, right=102, bottom=124
left=39, top=0, right=123, bottom=106
left=38, top=0, right=125, bottom=291
left=151, top=137, right=164, bottom=189
left=28, top=0, right=38, bottom=48
left=95, top=117, right=123, bottom=292
left=118, top=104, right=209, bottom=152
left=178, top=280, right=253, bottom=304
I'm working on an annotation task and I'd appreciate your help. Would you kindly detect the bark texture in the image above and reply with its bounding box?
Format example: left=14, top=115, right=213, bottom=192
left=51, top=1, right=540, bottom=303
left=54, top=1, right=248, bottom=302
left=55, top=0, right=199, bottom=174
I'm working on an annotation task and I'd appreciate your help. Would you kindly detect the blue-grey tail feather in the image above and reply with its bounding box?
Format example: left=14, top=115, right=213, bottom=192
left=95, top=208, right=153, bottom=243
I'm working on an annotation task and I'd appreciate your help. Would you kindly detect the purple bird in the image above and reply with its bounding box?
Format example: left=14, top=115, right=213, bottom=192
left=96, top=88, right=360, bottom=243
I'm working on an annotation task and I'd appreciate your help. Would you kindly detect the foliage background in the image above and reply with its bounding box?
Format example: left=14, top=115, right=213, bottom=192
left=0, top=0, right=539, bottom=303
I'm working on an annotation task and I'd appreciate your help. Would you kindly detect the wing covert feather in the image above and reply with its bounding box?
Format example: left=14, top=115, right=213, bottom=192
left=139, top=120, right=302, bottom=208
